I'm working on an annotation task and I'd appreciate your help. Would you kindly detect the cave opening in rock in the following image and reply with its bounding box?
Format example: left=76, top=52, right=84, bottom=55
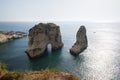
left=47, top=44, right=52, bottom=54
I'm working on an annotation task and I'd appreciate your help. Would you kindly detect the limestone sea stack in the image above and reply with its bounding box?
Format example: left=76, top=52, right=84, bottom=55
left=70, top=25, right=88, bottom=55
left=26, top=23, right=64, bottom=58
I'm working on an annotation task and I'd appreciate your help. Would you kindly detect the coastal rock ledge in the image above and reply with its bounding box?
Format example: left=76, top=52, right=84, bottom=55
left=0, top=31, right=27, bottom=44
left=70, top=25, right=88, bottom=55
left=26, top=23, right=64, bottom=58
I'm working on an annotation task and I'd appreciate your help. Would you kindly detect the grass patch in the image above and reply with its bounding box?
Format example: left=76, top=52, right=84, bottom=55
left=1, top=72, right=23, bottom=80
left=40, top=67, right=60, bottom=72
left=0, top=62, right=23, bottom=80
left=48, top=67, right=60, bottom=72
left=0, top=62, right=8, bottom=76
left=0, top=62, right=7, bottom=70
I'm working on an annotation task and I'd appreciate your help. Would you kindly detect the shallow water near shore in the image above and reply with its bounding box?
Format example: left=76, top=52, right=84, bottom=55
left=0, top=22, right=120, bottom=80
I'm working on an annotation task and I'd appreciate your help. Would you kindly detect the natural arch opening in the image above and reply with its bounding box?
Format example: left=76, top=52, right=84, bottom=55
left=47, top=44, right=52, bottom=54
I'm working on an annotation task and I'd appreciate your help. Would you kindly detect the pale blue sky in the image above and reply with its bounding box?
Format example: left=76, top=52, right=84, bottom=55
left=0, top=0, right=120, bottom=22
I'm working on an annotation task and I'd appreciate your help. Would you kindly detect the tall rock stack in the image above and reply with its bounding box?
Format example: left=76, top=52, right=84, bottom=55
left=26, top=23, right=63, bottom=58
left=70, top=25, right=88, bottom=55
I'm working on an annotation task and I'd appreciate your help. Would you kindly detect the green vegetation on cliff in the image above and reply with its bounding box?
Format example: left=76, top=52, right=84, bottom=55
left=0, top=62, right=23, bottom=80
left=0, top=62, right=79, bottom=80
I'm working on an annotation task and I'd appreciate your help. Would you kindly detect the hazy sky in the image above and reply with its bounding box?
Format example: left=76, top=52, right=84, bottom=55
left=0, top=0, right=120, bottom=22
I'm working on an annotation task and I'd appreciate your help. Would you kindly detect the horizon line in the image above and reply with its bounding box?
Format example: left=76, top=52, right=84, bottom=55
left=0, top=20, right=120, bottom=23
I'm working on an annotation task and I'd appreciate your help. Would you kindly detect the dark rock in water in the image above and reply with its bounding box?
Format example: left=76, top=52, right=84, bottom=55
left=0, top=31, right=27, bottom=44
left=70, top=25, right=88, bottom=55
left=26, top=23, right=64, bottom=58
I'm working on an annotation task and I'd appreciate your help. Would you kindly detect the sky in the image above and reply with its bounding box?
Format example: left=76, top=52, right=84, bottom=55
left=0, top=0, right=120, bottom=22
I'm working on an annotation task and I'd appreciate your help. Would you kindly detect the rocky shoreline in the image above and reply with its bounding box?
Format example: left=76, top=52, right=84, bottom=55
left=0, top=31, right=27, bottom=44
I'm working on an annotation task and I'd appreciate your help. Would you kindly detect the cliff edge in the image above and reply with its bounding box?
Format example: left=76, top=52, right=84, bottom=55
left=0, top=63, right=79, bottom=80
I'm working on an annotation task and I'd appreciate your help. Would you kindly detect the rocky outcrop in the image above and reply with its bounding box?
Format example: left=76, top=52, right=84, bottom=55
left=1, top=71, right=79, bottom=80
left=70, top=25, right=88, bottom=55
left=0, top=62, right=79, bottom=80
left=26, top=23, right=64, bottom=58
left=0, top=31, right=27, bottom=44
left=19, top=71, right=79, bottom=80
left=0, top=68, right=79, bottom=80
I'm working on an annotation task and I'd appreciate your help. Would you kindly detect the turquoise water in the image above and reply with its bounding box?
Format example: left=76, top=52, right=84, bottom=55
left=0, top=22, right=120, bottom=80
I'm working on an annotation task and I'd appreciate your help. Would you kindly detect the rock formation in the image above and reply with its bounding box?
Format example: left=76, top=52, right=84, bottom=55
left=26, top=23, right=64, bottom=58
left=0, top=31, right=27, bottom=44
left=0, top=62, right=79, bottom=80
left=19, top=71, right=79, bottom=80
left=70, top=25, right=88, bottom=55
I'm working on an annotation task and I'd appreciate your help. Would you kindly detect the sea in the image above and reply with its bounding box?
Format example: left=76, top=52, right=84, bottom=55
left=0, top=21, right=120, bottom=80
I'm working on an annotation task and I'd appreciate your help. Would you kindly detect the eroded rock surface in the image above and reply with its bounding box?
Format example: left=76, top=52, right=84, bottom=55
left=26, top=23, right=63, bottom=58
left=19, top=71, right=79, bottom=80
left=70, top=25, right=88, bottom=55
left=0, top=31, right=27, bottom=44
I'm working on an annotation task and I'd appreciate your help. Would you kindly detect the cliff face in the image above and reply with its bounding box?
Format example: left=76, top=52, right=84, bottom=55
left=70, top=25, right=88, bottom=55
left=26, top=23, right=64, bottom=58
left=0, top=63, right=79, bottom=80
left=19, top=71, right=79, bottom=80
left=0, top=31, right=27, bottom=44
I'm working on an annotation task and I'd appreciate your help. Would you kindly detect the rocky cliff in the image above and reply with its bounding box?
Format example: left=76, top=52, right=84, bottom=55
left=70, top=25, right=88, bottom=55
left=0, top=62, right=79, bottom=80
left=0, top=31, right=27, bottom=44
left=19, top=71, right=79, bottom=80
left=26, top=23, right=64, bottom=58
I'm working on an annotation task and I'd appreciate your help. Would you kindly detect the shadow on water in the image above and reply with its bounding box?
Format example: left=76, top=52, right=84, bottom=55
left=28, top=46, right=63, bottom=70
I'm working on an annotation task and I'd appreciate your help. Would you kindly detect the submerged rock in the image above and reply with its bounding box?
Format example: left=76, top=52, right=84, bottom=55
left=26, top=23, right=64, bottom=58
left=0, top=31, right=27, bottom=44
left=70, top=25, right=88, bottom=55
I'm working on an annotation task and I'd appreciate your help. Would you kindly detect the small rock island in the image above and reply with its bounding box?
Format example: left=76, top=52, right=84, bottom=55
left=70, top=25, right=88, bottom=55
left=0, top=31, right=27, bottom=44
left=26, top=23, right=64, bottom=58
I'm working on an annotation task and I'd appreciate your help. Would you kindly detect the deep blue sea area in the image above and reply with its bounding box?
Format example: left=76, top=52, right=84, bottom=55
left=0, top=22, right=120, bottom=80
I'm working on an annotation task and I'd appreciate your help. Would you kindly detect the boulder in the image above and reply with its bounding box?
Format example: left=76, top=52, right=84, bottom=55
left=26, top=23, right=64, bottom=58
left=70, top=25, right=88, bottom=55
left=0, top=33, right=8, bottom=43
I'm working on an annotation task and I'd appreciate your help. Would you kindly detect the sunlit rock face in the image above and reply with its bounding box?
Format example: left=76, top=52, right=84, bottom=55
left=70, top=25, right=88, bottom=55
left=26, top=23, right=63, bottom=58
left=19, top=71, right=79, bottom=80
left=0, top=31, right=26, bottom=44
